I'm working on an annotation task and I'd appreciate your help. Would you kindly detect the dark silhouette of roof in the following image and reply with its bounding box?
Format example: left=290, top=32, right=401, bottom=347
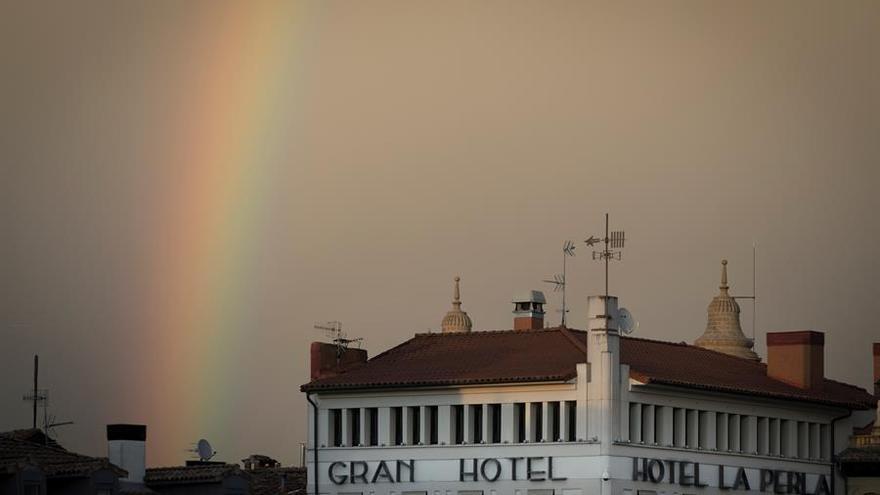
left=0, top=430, right=125, bottom=478
left=301, top=327, right=876, bottom=410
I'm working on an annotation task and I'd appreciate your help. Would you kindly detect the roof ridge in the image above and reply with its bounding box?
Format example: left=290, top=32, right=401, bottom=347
left=623, top=335, right=768, bottom=366
left=414, top=327, right=577, bottom=337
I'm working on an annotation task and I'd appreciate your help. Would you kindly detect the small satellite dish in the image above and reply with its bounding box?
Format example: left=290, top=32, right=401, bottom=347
left=197, top=439, right=215, bottom=461
left=617, top=307, right=638, bottom=335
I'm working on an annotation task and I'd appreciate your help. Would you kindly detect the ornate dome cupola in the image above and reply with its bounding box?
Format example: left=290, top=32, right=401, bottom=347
left=441, top=276, right=472, bottom=333
left=694, top=260, right=760, bottom=361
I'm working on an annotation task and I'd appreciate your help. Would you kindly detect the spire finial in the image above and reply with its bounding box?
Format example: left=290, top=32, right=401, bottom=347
left=720, top=259, right=729, bottom=291
left=442, top=276, right=472, bottom=333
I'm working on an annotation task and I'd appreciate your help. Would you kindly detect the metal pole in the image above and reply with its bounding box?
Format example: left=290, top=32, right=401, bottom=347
left=562, top=250, right=567, bottom=327
left=33, top=355, right=38, bottom=429
left=604, top=213, right=609, bottom=300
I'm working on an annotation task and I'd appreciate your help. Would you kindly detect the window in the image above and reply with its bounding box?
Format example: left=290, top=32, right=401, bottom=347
left=490, top=404, right=502, bottom=443
left=392, top=407, right=403, bottom=445
left=409, top=406, right=421, bottom=445
left=24, top=484, right=41, bottom=495
left=367, top=407, right=378, bottom=446
left=566, top=401, right=576, bottom=441
left=428, top=405, right=438, bottom=444
left=533, top=402, right=543, bottom=442
left=350, top=408, right=361, bottom=446
left=453, top=405, right=465, bottom=444
left=330, top=409, right=343, bottom=447
left=515, top=403, right=526, bottom=442
left=550, top=402, right=560, bottom=441
left=471, top=405, right=483, bottom=443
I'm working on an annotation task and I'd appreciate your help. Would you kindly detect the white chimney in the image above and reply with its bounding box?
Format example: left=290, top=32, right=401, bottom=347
left=107, top=424, right=146, bottom=483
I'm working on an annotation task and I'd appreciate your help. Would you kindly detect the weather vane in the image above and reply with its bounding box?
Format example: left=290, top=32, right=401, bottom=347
left=585, top=213, right=626, bottom=299
left=543, top=240, right=576, bottom=327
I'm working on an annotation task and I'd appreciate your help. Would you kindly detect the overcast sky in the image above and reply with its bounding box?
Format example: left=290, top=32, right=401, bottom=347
left=2, top=1, right=879, bottom=466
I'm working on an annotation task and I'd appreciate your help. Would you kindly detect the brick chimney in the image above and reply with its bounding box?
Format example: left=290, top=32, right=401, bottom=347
left=873, top=343, right=879, bottom=396
left=512, top=290, right=546, bottom=330
left=310, top=342, right=367, bottom=381
left=766, top=331, right=824, bottom=389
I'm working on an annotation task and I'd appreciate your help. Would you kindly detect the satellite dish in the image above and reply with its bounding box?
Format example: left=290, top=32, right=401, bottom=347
left=617, top=307, right=638, bottom=335
left=197, top=439, right=215, bottom=461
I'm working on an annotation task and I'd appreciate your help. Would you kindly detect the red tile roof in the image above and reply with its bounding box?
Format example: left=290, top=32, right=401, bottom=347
left=301, top=328, right=876, bottom=410
left=0, top=431, right=125, bottom=478
left=144, top=464, right=247, bottom=485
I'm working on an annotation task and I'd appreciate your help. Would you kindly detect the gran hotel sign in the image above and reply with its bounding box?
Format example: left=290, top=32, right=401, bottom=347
left=328, top=456, right=831, bottom=494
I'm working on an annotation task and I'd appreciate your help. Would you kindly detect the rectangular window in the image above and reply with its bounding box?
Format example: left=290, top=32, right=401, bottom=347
left=409, top=406, right=421, bottom=445
left=330, top=409, right=343, bottom=447
left=515, top=403, right=526, bottom=442
left=757, top=416, right=768, bottom=455
left=453, top=405, right=465, bottom=444
left=781, top=419, right=792, bottom=457
left=728, top=414, right=740, bottom=452
left=367, top=408, right=378, bottom=446
left=550, top=402, right=560, bottom=441
left=471, top=405, right=483, bottom=443
left=350, top=408, right=361, bottom=446
left=490, top=404, right=502, bottom=443
left=566, top=401, right=577, bottom=441
left=673, top=408, right=685, bottom=447
left=392, top=407, right=403, bottom=445
left=686, top=409, right=699, bottom=448
left=428, top=405, right=439, bottom=444
left=642, top=404, right=655, bottom=444
left=797, top=421, right=809, bottom=458
left=533, top=402, right=544, bottom=442
left=769, top=418, right=781, bottom=455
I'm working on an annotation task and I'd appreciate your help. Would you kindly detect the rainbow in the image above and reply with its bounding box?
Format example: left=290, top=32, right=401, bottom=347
left=140, top=2, right=305, bottom=465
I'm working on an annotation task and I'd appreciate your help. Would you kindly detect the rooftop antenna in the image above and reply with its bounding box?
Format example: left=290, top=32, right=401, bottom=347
left=314, top=321, right=363, bottom=360
left=731, top=243, right=758, bottom=340
left=22, top=355, right=48, bottom=431
left=585, top=213, right=626, bottom=301
left=543, top=240, right=576, bottom=327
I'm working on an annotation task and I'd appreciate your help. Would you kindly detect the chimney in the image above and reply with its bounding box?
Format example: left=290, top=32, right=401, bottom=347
left=766, top=331, right=825, bottom=389
left=512, top=290, right=546, bottom=330
left=310, top=342, right=368, bottom=381
left=874, top=343, right=879, bottom=397
left=107, top=424, right=146, bottom=483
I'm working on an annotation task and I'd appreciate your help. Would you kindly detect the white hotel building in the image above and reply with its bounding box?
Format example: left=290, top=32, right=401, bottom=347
left=301, top=265, right=878, bottom=495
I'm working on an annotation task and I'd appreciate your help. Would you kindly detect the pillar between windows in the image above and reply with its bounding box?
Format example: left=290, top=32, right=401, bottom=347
left=378, top=407, right=392, bottom=446
left=482, top=404, right=492, bottom=443
left=501, top=403, right=515, bottom=443
left=359, top=407, right=367, bottom=446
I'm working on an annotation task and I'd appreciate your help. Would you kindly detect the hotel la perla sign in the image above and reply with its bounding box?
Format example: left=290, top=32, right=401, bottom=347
left=327, top=456, right=830, bottom=494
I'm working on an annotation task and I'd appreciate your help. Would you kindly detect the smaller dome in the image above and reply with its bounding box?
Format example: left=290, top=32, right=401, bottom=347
left=441, top=276, right=472, bottom=333
left=694, top=260, right=760, bottom=361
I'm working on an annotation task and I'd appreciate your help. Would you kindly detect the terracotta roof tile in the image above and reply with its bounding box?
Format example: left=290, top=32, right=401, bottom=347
left=301, top=328, right=875, bottom=410
left=144, top=464, right=247, bottom=485
left=0, top=431, right=125, bottom=478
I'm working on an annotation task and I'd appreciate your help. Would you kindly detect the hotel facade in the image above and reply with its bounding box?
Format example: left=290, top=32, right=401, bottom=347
left=301, top=265, right=878, bottom=495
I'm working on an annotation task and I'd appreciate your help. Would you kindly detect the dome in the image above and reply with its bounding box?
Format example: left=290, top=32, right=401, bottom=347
left=441, top=276, right=472, bottom=333
left=694, top=260, right=760, bottom=361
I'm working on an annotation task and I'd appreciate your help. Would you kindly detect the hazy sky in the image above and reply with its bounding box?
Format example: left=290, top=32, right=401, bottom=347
left=2, top=1, right=879, bottom=467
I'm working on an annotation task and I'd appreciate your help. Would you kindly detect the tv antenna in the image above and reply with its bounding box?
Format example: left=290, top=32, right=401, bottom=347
left=731, top=243, right=758, bottom=340
left=585, top=213, right=627, bottom=299
left=22, top=355, right=46, bottom=430
left=314, top=321, right=363, bottom=358
left=543, top=240, right=576, bottom=327
left=22, top=355, right=73, bottom=443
